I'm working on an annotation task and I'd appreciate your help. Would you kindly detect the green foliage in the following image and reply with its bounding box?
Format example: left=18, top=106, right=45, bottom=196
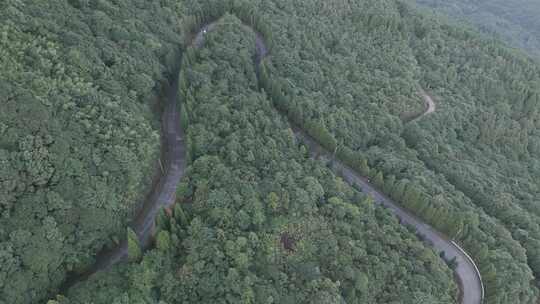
left=359, top=159, right=370, bottom=177
left=373, top=171, right=385, bottom=189
left=0, top=1, right=185, bottom=300
left=252, top=0, right=540, bottom=302
left=65, top=12, right=458, bottom=304
left=127, top=228, right=141, bottom=263
left=155, top=230, right=171, bottom=252
left=414, top=0, right=540, bottom=59
left=6, top=0, right=540, bottom=303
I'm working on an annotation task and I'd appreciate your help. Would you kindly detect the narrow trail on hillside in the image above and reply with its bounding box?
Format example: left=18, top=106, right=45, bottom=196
left=63, top=17, right=483, bottom=304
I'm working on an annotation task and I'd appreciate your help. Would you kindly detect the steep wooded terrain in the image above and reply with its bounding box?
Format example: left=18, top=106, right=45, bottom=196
left=0, top=0, right=183, bottom=301
left=414, top=0, right=540, bottom=59
left=3, top=0, right=540, bottom=304
left=64, top=14, right=458, bottom=304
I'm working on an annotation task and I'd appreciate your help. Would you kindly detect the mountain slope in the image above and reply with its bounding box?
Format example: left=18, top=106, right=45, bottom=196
left=413, top=0, right=540, bottom=59
left=0, top=0, right=184, bottom=301
left=4, top=0, right=540, bottom=303
left=64, top=14, right=458, bottom=304
left=62, top=0, right=540, bottom=303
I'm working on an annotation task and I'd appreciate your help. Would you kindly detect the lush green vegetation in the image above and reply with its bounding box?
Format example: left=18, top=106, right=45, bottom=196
left=62, top=14, right=457, bottom=304
left=257, top=1, right=540, bottom=301
left=4, top=0, right=540, bottom=303
left=0, top=0, right=184, bottom=302
left=401, top=5, right=540, bottom=302
left=413, top=0, right=540, bottom=59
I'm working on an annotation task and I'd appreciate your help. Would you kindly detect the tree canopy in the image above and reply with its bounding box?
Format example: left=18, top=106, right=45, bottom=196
left=3, top=0, right=540, bottom=303
left=64, top=14, right=457, bottom=304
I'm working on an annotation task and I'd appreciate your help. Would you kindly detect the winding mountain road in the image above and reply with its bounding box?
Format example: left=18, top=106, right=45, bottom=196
left=293, top=127, right=483, bottom=304
left=65, top=17, right=483, bottom=304
left=62, top=66, right=187, bottom=289
left=197, top=20, right=483, bottom=304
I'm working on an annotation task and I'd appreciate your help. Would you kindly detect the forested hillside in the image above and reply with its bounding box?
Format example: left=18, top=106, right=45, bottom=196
left=413, top=0, right=540, bottom=59
left=255, top=1, right=540, bottom=302
left=0, top=0, right=183, bottom=302
left=63, top=14, right=457, bottom=304
left=4, top=0, right=540, bottom=304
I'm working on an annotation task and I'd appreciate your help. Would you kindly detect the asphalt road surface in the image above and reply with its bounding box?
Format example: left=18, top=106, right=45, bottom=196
left=62, top=66, right=187, bottom=290
left=293, top=127, right=483, bottom=304
left=65, top=17, right=483, bottom=304
left=200, top=20, right=482, bottom=304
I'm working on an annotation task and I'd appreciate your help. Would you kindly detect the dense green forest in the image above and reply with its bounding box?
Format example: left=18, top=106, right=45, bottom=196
left=4, top=0, right=540, bottom=303
left=413, top=0, right=540, bottom=59
left=0, top=0, right=183, bottom=302
left=256, top=0, right=540, bottom=301
left=62, top=15, right=458, bottom=303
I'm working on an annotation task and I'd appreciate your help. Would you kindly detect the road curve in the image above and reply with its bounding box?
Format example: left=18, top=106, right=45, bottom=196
left=195, top=19, right=482, bottom=304
left=61, top=65, right=187, bottom=290
left=65, top=16, right=483, bottom=304
left=292, top=128, right=483, bottom=304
